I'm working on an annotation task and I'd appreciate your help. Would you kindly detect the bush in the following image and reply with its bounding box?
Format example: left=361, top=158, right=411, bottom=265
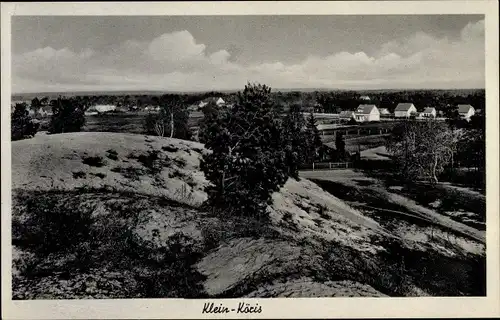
left=49, top=98, right=86, bottom=134
left=82, top=155, right=106, bottom=167
left=11, top=103, right=40, bottom=141
left=106, top=149, right=119, bottom=160
left=132, top=233, right=207, bottom=298
left=12, top=195, right=94, bottom=255
left=72, top=171, right=87, bottom=179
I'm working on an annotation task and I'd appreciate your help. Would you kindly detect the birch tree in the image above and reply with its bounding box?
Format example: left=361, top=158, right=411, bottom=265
left=388, top=119, right=458, bottom=184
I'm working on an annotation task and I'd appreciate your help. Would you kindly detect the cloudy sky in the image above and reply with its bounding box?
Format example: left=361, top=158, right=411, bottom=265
left=12, top=15, right=484, bottom=93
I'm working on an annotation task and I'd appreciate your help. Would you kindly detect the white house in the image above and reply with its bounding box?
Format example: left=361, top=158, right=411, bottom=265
left=355, top=104, right=380, bottom=122
left=421, top=107, right=437, bottom=118
left=359, top=95, right=371, bottom=101
left=394, top=103, right=418, bottom=118
left=339, top=110, right=355, bottom=120
left=93, top=104, right=116, bottom=113
left=198, top=97, right=225, bottom=109
left=457, top=104, right=475, bottom=120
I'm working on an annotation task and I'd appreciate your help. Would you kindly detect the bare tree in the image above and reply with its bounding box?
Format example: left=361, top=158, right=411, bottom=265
left=388, top=119, right=458, bottom=184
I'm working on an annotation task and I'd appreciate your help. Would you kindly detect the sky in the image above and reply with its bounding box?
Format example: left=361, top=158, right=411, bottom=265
left=11, top=15, right=485, bottom=93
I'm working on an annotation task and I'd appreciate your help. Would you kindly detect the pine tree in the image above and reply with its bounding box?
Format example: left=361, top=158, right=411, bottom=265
left=200, top=83, right=288, bottom=219
left=11, top=103, right=39, bottom=141
left=282, top=104, right=307, bottom=179
left=335, top=132, right=346, bottom=161
left=49, top=98, right=86, bottom=134
left=304, top=111, right=323, bottom=163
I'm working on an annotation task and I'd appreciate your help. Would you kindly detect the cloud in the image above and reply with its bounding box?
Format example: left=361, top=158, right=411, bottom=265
left=12, top=21, right=485, bottom=93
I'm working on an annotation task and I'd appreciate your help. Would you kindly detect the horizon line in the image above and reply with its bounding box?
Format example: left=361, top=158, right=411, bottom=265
left=12, top=87, right=486, bottom=96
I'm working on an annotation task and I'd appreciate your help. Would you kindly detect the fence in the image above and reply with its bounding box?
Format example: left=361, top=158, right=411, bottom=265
left=300, top=161, right=354, bottom=171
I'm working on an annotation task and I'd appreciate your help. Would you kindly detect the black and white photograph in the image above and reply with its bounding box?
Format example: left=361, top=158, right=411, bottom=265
left=1, top=1, right=499, bottom=319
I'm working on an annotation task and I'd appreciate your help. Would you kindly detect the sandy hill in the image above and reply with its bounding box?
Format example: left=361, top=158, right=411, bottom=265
left=11, top=132, right=485, bottom=299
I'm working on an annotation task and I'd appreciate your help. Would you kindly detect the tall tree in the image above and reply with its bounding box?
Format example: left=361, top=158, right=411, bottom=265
left=335, top=132, right=346, bottom=160
left=200, top=83, right=288, bottom=218
left=49, top=98, right=86, bottom=134
left=304, top=111, right=323, bottom=163
left=198, top=101, right=220, bottom=144
left=11, top=103, right=39, bottom=141
left=282, top=103, right=307, bottom=179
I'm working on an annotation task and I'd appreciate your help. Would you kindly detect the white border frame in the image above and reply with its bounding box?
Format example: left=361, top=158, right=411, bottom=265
left=2, top=1, right=499, bottom=319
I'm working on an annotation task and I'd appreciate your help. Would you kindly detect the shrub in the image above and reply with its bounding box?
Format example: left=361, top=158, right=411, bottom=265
left=106, top=149, right=119, bottom=160
left=169, top=168, right=185, bottom=179
left=162, top=145, right=179, bottom=152
left=128, top=150, right=163, bottom=174
left=11, top=103, right=40, bottom=141
left=173, top=157, right=187, bottom=168
left=49, top=98, right=86, bottom=134
left=111, top=166, right=144, bottom=181
left=82, top=155, right=106, bottom=167
left=12, top=195, right=94, bottom=255
left=72, top=171, right=87, bottom=179
left=132, top=233, right=207, bottom=298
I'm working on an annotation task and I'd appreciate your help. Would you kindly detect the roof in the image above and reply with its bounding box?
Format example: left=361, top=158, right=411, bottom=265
left=394, top=103, right=415, bottom=111
left=201, top=97, right=224, bottom=103
left=356, top=104, right=377, bottom=114
left=458, top=104, right=474, bottom=113
left=423, top=107, right=436, bottom=113
left=339, top=110, right=355, bottom=117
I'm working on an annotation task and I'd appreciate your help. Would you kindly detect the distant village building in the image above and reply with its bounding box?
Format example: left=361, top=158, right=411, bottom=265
left=421, top=107, right=437, bottom=118
left=457, top=104, right=475, bottom=120
left=339, top=110, right=356, bottom=120
left=198, top=97, right=225, bottom=109
left=92, top=104, right=116, bottom=113
left=378, top=108, right=390, bottom=115
left=394, top=103, right=417, bottom=118
left=359, top=95, right=371, bottom=101
left=355, top=104, right=380, bottom=122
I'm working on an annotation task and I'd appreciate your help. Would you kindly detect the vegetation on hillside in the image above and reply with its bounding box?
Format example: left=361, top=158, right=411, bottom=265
left=49, top=98, right=86, bottom=134
left=200, top=83, right=289, bottom=218
left=11, top=103, right=40, bottom=141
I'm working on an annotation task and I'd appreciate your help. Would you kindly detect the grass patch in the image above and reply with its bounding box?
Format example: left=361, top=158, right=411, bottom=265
left=317, top=204, right=330, bottom=220
left=111, top=166, right=145, bottom=181
left=82, top=155, right=106, bottom=167
left=162, top=145, right=179, bottom=153
left=90, top=172, right=106, bottom=179
left=173, top=157, right=187, bottom=168
left=127, top=150, right=168, bottom=175
left=106, top=149, right=119, bottom=161
left=72, top=171, right=87, bottom=179
left=169, top=169, right=185, bottom=179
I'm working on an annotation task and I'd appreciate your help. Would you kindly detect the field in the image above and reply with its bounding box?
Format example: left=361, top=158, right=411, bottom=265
left=36, top=111, right=204, bottom=135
